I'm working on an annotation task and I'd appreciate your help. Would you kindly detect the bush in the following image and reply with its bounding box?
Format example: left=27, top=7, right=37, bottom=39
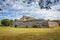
left=1, top=19, right=13, bottom=26
left=32, top=25, right=38, bottom=28
left=15, top=25, right=17, bottom=28
left=26, top=25, right=28, bottom=28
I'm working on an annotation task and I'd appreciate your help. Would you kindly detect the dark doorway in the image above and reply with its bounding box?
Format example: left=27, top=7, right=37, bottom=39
left=59, top=24, right=60, bottom=26
left=15, top=25, right=17, bottom=28
left=26, top=25, right=28, bottom=28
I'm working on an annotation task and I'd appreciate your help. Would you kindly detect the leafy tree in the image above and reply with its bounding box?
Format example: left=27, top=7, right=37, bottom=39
left=1, top=19, right=10, bottom=26
left=9, top=20, right=13, bottom=26
left=1, top=19, right=13, bottom=26
left=52, top=20, right=60, bottom=22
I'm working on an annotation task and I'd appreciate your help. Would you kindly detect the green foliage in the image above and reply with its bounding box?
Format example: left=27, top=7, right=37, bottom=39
left=51, top=20, right=60, bottom=22
left=32, top=25, right=38, bottom=28
left=1, top=19, right=9, bottom=26
left=1, top=19, right=13, bottom=26
left=9, top=20, right=13, bottom=26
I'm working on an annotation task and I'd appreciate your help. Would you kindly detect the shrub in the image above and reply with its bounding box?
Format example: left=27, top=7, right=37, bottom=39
left=1, top=19, right=13, bottom=26
left=32, top=25, right=38, bottom=28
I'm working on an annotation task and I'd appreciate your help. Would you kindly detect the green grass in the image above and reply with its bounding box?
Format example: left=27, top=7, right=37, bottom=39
left=0, top=26, right=60, bottom=40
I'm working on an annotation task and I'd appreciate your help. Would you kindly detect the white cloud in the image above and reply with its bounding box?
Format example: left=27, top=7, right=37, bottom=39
left=0, top=0, right=60, bottom=20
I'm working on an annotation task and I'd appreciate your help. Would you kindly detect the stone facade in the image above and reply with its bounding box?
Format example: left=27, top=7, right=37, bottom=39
left=14, top=21, right=49, bottom=28
left=58, top=22, right=60, bottom=26
left=13, top=16, right=59, bottom=28
left=48, top=22, right=59, bottom=27
left=0, top=21, right=1, bottom=25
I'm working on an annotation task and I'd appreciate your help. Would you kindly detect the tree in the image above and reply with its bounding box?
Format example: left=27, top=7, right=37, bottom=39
left=1, top=19, right=13, bottom=26
left=9, top=20, right=13, bottom=26
left=1, top=19, right=10, bottom=26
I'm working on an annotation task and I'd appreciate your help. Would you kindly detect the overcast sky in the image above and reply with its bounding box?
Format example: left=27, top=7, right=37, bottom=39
left=0, top=0, right=60, bottom=20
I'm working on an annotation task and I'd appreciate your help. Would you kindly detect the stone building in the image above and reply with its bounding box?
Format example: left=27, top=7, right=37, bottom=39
left=0, top=21, right=1, bottom=25
left=13, top=16, right=59, bottom=28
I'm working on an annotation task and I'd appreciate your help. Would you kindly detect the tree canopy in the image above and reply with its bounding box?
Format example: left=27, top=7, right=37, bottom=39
left=1, top=19, right=13, bottom=26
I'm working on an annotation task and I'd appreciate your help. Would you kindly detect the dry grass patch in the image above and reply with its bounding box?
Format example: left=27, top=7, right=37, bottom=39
left=0, top=27, right=60, bottom=40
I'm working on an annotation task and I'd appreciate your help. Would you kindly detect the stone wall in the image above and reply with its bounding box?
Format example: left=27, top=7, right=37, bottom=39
left=48, top=22, right=59, bottom=27
left=0, top=21, right=1, bottom=25
left=13, top=20, right=59, bottom=28
left=14, top=21, right=49, bottom=28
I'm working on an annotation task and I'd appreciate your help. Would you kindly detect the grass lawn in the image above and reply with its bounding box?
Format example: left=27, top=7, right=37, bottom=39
left=0, top=26, right=60, bottom=40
